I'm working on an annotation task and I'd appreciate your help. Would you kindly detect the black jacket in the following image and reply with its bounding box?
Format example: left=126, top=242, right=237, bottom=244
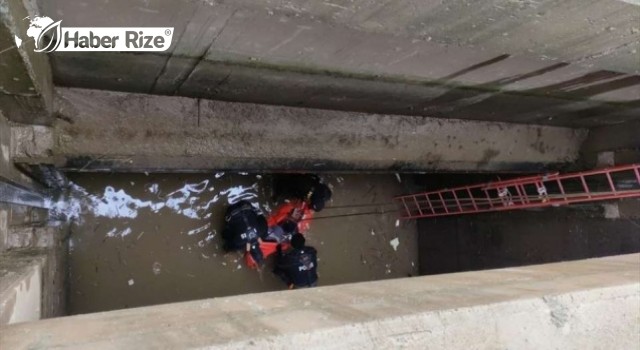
left=272, top=174, right=332, bottom=211
left=221, top=201, right=267, bottom=252
left=274, top=246, right=318, bottom=288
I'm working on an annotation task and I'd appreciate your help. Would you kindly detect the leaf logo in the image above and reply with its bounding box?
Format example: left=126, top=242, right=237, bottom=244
left=25, top=16, right=62, bottom=53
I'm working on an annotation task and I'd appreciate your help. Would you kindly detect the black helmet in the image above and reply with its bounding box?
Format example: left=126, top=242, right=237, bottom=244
left=310, top=183, right=332, bottom=212
left=291, top=233, right=306, bottom=249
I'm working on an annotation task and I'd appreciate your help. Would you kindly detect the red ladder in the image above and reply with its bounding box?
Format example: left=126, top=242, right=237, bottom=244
left=395, top=164, right=640, bottom=219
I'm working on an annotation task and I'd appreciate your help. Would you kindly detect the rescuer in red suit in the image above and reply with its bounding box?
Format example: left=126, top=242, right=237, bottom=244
left=259, top=175, right=332, bottom=259
left=267, top=174, right=332, bottom=233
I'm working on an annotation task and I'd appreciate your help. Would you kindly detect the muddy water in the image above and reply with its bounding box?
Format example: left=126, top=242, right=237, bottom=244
left=63, top=173, right=418, bottom=315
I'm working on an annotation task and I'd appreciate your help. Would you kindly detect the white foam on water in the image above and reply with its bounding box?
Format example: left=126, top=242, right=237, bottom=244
left=106, top=227, right=133, bottom=238
left=94, top=186, right=164, bottom=219
left=51, top=178, right=271, bottom=240
left=55, top=180, right=212, bottom=222
left=187, top=223, right=211, bottom=236
left=205, top=231, right=217, bottom=241
left=390, top=237, right=400, bottom=251
left=147, top=183, right=159, bottom=194
left=195, top=195, right=220, bottom=213
left=220, top=184, right=258, bottom=204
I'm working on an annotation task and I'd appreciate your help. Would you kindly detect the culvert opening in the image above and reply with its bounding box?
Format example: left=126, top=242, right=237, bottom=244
left=54, top=171, right=640, bottom=315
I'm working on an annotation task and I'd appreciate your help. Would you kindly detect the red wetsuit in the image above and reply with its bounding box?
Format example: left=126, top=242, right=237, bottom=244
left=267, top=200, right=314, bottom=234
left=261, top=200, right=314, bottom=259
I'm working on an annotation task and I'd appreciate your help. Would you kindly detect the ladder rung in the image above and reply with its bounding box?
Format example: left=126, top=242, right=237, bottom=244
left=395, top=164, right=640, bottom=219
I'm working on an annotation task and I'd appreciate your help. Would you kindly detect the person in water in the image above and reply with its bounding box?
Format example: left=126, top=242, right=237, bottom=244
left=269, top=174, right=332, bottom=233
left=221, top=200, right=268, bottom=268
left=273, top=233, right=318, bottom=289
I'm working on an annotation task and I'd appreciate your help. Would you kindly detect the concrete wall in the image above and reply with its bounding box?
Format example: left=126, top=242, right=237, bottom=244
left=1, top=254, right=638, bottom=349
left=45, top=87, right=587, bottom=172
left=0, top=112, right=67, bottom=324
left=417, top=207, right=640, bottom=275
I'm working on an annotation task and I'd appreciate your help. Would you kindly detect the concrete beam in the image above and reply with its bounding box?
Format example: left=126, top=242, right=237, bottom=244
left=50, top=48, right=640, bottom=129
left=43, top=0, right=640, bottom=127
left=51, top=88, right=587, bottom=172
left=1, top=254, right=638, bottom=348
left=0, top=182, right=49, bottom=209
left=0, top=0, right=53, bottom=125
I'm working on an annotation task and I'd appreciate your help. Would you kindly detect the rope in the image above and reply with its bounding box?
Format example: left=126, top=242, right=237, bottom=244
left=303, top=210, right=399, bottom=221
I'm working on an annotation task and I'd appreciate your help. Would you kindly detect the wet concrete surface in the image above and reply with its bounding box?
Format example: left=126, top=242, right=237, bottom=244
left=62, top=173, right=418, bottom=315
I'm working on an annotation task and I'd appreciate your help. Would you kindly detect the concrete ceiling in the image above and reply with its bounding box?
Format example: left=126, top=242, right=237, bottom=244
left=33, top=0, right=640, bottom=127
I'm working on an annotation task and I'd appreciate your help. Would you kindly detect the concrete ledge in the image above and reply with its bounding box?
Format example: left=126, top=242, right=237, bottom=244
left=1, top=254, right=638, bottom=349
left=0, top=250, right=45, bottom=325
left=51, top=88, right=587, bottom=172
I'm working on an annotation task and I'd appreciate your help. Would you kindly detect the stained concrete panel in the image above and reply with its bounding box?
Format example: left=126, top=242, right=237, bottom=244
left=1, top=254, right=638, bottom=349
left=50, top=50, right=640, bottom=127
left=39, top=1, right=640, bottom=127
left=0, top=0, right=53, bottom=124
left=39, top=0, right=640, bottom=73
left=51, top=88, right=588, bottom=172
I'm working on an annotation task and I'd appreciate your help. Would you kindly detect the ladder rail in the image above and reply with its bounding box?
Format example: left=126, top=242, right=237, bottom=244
left=399, top=190, right=640, bottom=219
left=396, top=164, right=640, bottom=219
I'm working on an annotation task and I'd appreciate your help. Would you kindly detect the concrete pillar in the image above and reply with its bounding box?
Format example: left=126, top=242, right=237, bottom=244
left=0, top=113, right=35, bottom=188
